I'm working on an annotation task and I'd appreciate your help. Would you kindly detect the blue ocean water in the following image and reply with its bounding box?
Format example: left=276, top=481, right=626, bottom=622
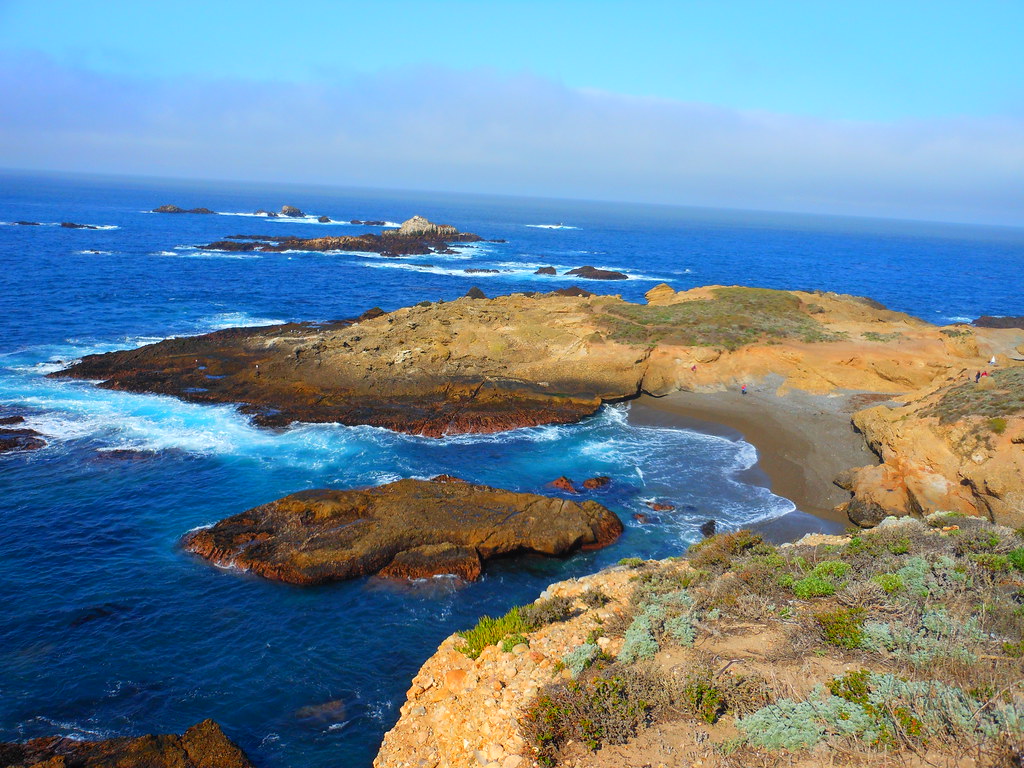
left=1, top=171, right=1021, bottom=767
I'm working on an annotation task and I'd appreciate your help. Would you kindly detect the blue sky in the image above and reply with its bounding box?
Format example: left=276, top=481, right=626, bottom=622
left=1, top=0, right=1022, bottom=224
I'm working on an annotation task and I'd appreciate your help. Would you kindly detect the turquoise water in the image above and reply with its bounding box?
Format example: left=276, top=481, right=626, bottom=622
left=1, top=172, right=1021, bottom=766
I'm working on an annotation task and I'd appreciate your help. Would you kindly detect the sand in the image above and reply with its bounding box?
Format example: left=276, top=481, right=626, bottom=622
left=628, top=381, right=885, bottom=541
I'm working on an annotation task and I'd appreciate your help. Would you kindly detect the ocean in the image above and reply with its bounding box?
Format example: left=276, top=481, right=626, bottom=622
left=1, top=171, right=1021, bottom=767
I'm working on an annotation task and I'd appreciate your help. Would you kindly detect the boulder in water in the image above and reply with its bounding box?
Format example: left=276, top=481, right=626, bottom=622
left=565, top=266, right=628, bottom=280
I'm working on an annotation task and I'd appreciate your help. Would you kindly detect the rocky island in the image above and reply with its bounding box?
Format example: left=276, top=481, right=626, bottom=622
left=182, top=476, right=623, bottom=584
left=197, top=215, right=483, bottom=256
left=52, top=283, right=1024, bottom=528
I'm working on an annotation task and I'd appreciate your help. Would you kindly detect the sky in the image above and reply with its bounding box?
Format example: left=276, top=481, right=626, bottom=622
left=1, top=0, right=1022, bottom=225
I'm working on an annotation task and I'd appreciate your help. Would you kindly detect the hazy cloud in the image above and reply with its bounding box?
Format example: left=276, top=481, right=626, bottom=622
left=2, top=55, right=1022, bottom=225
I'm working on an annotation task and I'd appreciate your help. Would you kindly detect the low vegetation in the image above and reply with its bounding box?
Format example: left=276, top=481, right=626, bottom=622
left=922, top=367, right=1024, bottom=424
left=596, top=287, right=843, bottom=350
left=518, top=516, right=1024, bottom=766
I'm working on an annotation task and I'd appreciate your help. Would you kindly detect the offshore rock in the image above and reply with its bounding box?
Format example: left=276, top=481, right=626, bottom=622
left=280, top=205, right=305, bottom=217
left=181, top=478, right=623, bottom=584
left=391, top=215, right=458, bottom=239
left=0, top=427, right=46, bottom=453
left=151, top=205, right=214, bottom=214
left=59, top=222, right=99, bottom=229
left=535, top=266, right=557, bottom=275
left=0, top=719, right=253, bottom=768
left=317, top=215, right=331, bottom=223
left=565, top=265, right=628, bottom=280
left=974, top=316, right=1024, bottom=330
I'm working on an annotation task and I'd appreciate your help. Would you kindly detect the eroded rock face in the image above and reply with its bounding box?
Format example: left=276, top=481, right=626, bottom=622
left=182, top=478, right=622, bottom=584
left=0, top=719, right=252, bottom=768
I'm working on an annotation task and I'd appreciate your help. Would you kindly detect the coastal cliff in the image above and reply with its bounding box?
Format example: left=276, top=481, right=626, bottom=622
left=376, top=518, right=1024, bottom=768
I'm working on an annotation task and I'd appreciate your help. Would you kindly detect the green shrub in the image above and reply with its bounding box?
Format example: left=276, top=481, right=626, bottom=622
left=618, top=557, right=645, bottom=568
left=688, top=530, right=767, bottom=572
left=971, top=553, right=1012, bottom=572
left=457, top=608, right=529, bottom=659
left=792, top=574, right=837, bottom=598
left=1008, top=548, right=1024, bottom=572
left=618, top=613, right=659, bottom=663
left=580, top=588, right=611, bottom=608
left=989, top=417, right=1008, bottom=434
left=679, top=673, right=726, bottom=724
left=872, top=573, right=905, bottom=594
left=811, top=560, right=851, bottom=580
left=815, top=607, right=866, bottom=649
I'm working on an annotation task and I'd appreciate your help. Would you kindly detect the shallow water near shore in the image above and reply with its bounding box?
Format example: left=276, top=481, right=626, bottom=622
left=1, top=172, right=1022, bottom=767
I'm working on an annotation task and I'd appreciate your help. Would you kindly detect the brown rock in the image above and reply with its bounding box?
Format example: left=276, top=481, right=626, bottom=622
left=151, top=205, right=214, bottom=214
left=534, top=266, right=557, bottom=275
left=0, top=427, right=46, bottom=454
left=317, top=216, right=331, bottom=223
left=0, top=720, right=252, bottom=768
left=548, top=476, right=577, bottom=493
left=646, top=501, right=675, bottom=511
left=582, top=476, right=610, bottom=489
left=632, top=512, right=649, bottom=524
left=182, top=478, right=622, bottom=584
left=280, top=205, right=305, bottom=217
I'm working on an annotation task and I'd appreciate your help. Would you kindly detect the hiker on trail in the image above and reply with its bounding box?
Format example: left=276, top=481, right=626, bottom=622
left=691, top=365, right=697, bottom=373
left=255, top=363, right=260, bottom=378
left=741, top=384, right=747, bottom=395
left=990, top=355, right=998, bottom=365
left=982, top=370, right=989, bottom=377
left=976, top=371, right=982, bottom=383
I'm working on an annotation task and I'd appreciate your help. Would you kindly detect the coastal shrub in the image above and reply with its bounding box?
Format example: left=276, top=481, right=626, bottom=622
left=791, top=574, right=837, bottom=599
left=664, top=614, right=697, bottom=646
left=815, top=606, right=866, bottom=649
left=858, top=609, right=983, bottom=665
left=972, top=553, right=1012, bottom=572
left=862, top=331, right=904, bottom=343
left=521, top=595, right=576, bottom=629
left=618, top=557, right=645, bottom=568
left=457, top=608, right=528, bottom=659
left=561, top=642, right=601, bottom=678
left=679, top=671, right=726, bottom=724
left=990, top=417, right=1008, bottom=434
left=520, top=664, right=670, bottom=765
left=872, top=572, right=905, bottom=594
left=618, top=613, right=660, bottom=663
left=922, top=367, right=1024, bottom=424
left=1008, top=548, right=1024, bottom=572
left=597, top=286, right=842, bottom=351
left=737, top=671, right=1024, bottom=752
left=580, top=588, right=611, bottom=608
left=688, top=530, right=767, bottom=573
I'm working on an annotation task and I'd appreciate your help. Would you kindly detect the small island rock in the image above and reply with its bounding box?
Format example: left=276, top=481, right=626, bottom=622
left=565, top=266, right=628, bottom=280
left=280, top=205, right=305, bottom=217
left=182, top=478, right=622, bottom=584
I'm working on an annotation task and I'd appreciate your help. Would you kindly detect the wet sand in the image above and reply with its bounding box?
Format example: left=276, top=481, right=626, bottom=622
left=629, top=384, right=884, bottom=541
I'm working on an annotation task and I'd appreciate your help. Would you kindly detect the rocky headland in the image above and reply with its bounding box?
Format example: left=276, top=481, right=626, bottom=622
left=375, top=517, right=1024, bottom=768
left=0, top=719, right=252, bottom=768
left=51, top=283, right=1024, bottom=529
left=182, top=477, right=622, bottom=584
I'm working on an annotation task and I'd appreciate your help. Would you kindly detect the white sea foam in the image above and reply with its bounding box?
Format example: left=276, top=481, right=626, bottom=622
left=525, top=224, right=580, bottom=230
left=942, top=315, right=974, bottom=324
left=198, top=312, right=286, bottom=330
left=76, top=249, right=114, bottom=255
left=151, top=250, right=179, bottom=256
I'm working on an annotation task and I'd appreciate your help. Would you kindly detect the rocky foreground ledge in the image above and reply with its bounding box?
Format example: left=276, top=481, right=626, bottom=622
left=183, top=477, right=623, bottom=584
left=375, top=517, right=1024, bottom=768
left=0, top=720, right=252, bottom=768
left=52, top=284, right=1024, bottom=527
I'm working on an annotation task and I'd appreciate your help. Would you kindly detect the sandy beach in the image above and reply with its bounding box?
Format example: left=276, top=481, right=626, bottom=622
left=629, top=382, right=885, bottom=540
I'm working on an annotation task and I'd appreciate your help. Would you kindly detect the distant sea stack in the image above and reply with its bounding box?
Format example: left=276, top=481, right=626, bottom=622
left=151, top=205, right=215, bottom=214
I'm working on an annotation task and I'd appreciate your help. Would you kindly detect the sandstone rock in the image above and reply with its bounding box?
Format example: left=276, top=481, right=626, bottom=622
left=547, top=477, right=577, bottom=493
left=0, top=720, right=252, bottom=768
left=582, top=476, right=610, bottom=489
left=182, top=478, right=622, bottom=584
left=280, top=205, right=305, bottom=217
left=392, top=215, right=458, bottom=239
left=644, top=283, right=677, bottom=305
left=565, top=266, right=628, bottom=280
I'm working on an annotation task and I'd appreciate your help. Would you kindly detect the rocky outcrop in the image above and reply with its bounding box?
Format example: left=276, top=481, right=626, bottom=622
left=565, top=266, right=628, bottom=280
left=390, top=215, right=458, bottom=239
left=280, top=205, right=304, bottom=217
left=59, top=222, right=100, bottom=229
left=351, top=220, right=387, bottom=226
left=182, top=477, right=623, bottom=584
left=151, top=205, right=215, bottom=214
left=0, top=719, right=253, bottom=768
left=197, top=216, right=483, bottom=257
left=317, top=215, right=331, bottom=223
left=0, top=425, right=45, bottom=453
left=838, top=367, right=1024, bottom=528
left=534, top=266, right=557, bottom=275
left=974, top=316, right=1024, bottom=330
